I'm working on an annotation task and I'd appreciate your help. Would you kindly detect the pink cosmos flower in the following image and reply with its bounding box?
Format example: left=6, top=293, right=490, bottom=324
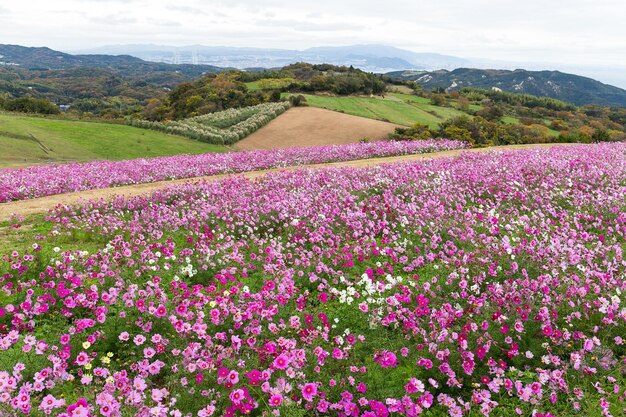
left=133, top=335, right=146, bottom=346
left=218, top=367, right=229, bottom=378
left=273, top=354, right=290, bottom=370
left=75, top=352, right=89, bottom=366
left=373, top=350, right=398, bottom=368
left=133, top=377, right=147, bottom=391
left=462, top=359, right=475, bottom=375
left=227, top=370, right=239, bottom=384
left=230, top=389, right=245, bottom=404
left=39, top=394, right=65, bottom=412
left=301, top=382, right=317, bottom=401
left=154, top=305, right=167, bottom=318
left=151, top=388, right=167, bottom=403
left=269, top=394, right=283, bottom=407
left=67, top=398, right=90, bottom=417
left=198, top=405, right=216, bottom=416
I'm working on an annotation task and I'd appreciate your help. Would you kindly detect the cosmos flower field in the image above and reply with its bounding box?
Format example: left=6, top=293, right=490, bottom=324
left=0, top=139, right=467, bottom=203
left=1, top=143, right=626, bottom=416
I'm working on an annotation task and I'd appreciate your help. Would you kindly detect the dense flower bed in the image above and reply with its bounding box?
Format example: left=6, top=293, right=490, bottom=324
left=0, top=139, right=468, bottom=203
left=1, top=143, right=626, bottom=416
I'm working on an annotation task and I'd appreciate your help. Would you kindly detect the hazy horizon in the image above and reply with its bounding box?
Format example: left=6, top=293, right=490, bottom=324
left=2, top=0, right=626, bottom=87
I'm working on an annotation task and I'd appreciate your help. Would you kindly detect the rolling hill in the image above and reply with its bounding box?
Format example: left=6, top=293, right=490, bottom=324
left=4, top=44, right=626, bottom=109
left=0, top=113, right=225, bottom=167
left=0, top=44, right=222, bottom=77
left=387, top=68, right=626, bottom=107
left=287, top=93, right=469, bottom=128
left=0, top=44, right=227, bottom=113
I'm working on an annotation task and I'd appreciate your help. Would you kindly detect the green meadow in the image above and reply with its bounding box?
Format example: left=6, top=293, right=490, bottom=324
left=0, top=113, right=226, bottom=167
left=284, top=93, right=470, bottom=128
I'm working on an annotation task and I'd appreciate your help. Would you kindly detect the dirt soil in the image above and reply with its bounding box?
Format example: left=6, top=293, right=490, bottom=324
left=0, top=144, right=574, bottom=221
left=234, top=107, right=401, bottom=150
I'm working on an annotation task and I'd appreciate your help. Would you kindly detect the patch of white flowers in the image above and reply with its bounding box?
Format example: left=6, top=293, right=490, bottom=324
left=179, top=257, right=197, bottom=277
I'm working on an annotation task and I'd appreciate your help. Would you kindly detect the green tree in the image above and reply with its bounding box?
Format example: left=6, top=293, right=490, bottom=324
left=3, top=97, right=60, bottom=114
left=430, top=94, right=446, bottom=106
left=443, top=125, right=472, bottom=142
left=591, top=128, right=612, bottom=142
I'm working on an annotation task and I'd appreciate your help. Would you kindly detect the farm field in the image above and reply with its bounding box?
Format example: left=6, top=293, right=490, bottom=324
left=1, top=143, right=625, bottom=416
left=0, top=139, right=467, bottom=203
left=131, top=102, right=292, bottom=145
left=234, top=107, right=400, bottom=150
left=0, top=113, right=225, bottom=167
left=0, top=144, right=557, bottom=222
left=292, top=92, right=566, bottom=142
left=286, top=93, right=469, bottom=128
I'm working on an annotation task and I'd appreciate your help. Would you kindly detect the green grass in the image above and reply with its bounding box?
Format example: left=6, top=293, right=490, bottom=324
left=501, top=116, right=520, bottom=124
left=0, top=113, right=227, bottom=167
left=284, top=91, right=564, bottom=142
left=543, top=119, right=561, bottom=137
left=246, top=78, right=296, bottom=91
left=500, top=116, right=560, bottom=137
left=286, top=91, right=564, bottom=141
left=391, top=93, right=432, bottom=105
left=1, top=214, right=72, bottom=254
left=546, top=127, right=560, bottom=137
left=285, top=93, right=468, bottom=128
left=387, top=85, right=414, bottom=94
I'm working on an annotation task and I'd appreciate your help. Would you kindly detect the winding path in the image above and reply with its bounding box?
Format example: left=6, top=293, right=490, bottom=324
left=0, top=144, right=572, bottom=221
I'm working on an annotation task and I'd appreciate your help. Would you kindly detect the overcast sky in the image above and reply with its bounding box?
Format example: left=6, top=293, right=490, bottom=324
left=1, top=0, right=625, bottom=68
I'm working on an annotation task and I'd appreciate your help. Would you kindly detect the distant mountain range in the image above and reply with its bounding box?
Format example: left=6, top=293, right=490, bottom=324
left=72, top=44, right=469, bottom=73
left=0, top=44, right=227, bottom=107
left=73, top=43, right=626, bottom=93
left=387, top=68, right=626, bottom=107
left=0, top=44, right=223, bottom=78
left=3, top=43, right=626, bottom=108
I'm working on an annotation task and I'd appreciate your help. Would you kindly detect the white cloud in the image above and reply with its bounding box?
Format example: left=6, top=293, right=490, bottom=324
left=90, top=14, right=138, bottom=25
left=0, top=0, right=624, bottom=69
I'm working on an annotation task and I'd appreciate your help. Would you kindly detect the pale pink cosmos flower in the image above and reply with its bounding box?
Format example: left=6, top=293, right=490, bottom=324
left=133, top=335, right=146, bottom=346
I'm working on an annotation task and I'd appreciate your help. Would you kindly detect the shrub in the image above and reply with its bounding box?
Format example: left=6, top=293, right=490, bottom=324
left=289, top=95, right=307, bottom=107
left=1, top=96, right=60, bottom=114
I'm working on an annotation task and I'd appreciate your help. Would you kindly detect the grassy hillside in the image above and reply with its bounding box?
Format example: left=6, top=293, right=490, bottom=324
left=245, top=78, right=296, bottom=91
left=285, top=93, right=469, bottom=128
left=0, top=113, right=226, bottom=167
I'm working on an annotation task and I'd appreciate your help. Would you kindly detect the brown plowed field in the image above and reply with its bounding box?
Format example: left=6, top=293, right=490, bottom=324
left=234, top=107, right=401, bottom=150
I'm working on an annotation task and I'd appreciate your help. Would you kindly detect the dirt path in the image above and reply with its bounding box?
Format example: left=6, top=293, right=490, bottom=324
left=234, top=107, right=401, bottom=150
left=0, top=144, right=572, bottom=221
